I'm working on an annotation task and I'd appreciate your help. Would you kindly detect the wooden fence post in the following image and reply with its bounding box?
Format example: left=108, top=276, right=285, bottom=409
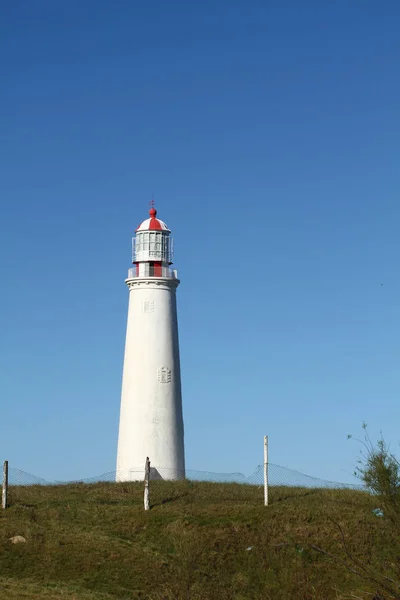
left=144, top=457, right=150, bottom=511
left=2, top=461, right=8, bottom=510
left=264, top=436, right=269, bottom=506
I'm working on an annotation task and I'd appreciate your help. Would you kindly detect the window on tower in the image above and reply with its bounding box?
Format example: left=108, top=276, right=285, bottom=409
left=149, top=233, right=155, bottom=256
left=155, top=235, right=162, bottom=255
left=162, top=236, right=170, bottom=262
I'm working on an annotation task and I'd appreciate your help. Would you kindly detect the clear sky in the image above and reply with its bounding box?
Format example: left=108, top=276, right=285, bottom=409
left=1, top=1, right=399, bottom=483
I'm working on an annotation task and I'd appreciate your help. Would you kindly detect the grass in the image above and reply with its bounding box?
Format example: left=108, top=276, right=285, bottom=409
left=0, top=480, right=399, bottom=599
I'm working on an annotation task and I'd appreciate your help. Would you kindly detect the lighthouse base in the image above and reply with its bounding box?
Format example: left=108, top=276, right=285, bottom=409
left=116, top=466, right=185, bottom=482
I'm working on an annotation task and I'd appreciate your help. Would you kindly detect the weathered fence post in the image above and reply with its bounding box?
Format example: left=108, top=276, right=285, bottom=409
left=264, top=436, right=268, bottom=506
left=2, top=460, right=8, bottom=510
left=144, top=457, right=150, bottom=511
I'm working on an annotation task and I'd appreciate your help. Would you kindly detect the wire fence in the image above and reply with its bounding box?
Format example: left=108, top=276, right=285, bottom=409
left=5, top=462, right=363, bottom=509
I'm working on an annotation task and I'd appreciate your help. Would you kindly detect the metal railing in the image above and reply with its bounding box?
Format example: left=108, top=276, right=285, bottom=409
left=127, top=266, right=178, bottom=280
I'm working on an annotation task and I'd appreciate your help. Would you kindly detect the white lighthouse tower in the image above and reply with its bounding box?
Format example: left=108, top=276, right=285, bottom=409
left=116, top=204, right=185, bottom=481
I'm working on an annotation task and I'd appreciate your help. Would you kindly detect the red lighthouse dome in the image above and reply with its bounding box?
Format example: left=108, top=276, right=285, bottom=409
left=136, top=207, right=170, bottom=232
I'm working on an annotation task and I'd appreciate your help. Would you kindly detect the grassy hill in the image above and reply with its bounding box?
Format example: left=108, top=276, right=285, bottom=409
left=0, top=480, right=398, bottom=599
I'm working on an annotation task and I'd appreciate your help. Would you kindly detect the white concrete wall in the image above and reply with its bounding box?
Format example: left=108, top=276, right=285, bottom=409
left=116, top=277, right=185, bottom=481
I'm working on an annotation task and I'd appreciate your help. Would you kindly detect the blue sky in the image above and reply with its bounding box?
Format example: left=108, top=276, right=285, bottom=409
left=1, top=0, right=399, bottom=483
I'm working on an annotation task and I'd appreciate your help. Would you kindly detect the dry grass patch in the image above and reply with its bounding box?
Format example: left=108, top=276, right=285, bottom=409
left=0, top=481, right=397, bottom=599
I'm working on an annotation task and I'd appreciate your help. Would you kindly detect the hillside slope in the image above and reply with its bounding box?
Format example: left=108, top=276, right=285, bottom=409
left=0, top=481, right=398, bottom=599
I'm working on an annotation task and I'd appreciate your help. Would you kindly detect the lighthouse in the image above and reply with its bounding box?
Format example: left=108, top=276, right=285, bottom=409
left=116, top=204, right=185, bottom=481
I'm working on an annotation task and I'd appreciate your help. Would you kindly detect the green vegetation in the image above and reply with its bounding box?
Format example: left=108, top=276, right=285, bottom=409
left=1, top=480, right=399, bottom=599
left=353, top=424, right=400, bottom=519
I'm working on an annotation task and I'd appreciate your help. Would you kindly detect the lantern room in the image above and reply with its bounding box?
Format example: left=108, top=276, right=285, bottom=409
left=133, top=207, right=173, bottom=265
